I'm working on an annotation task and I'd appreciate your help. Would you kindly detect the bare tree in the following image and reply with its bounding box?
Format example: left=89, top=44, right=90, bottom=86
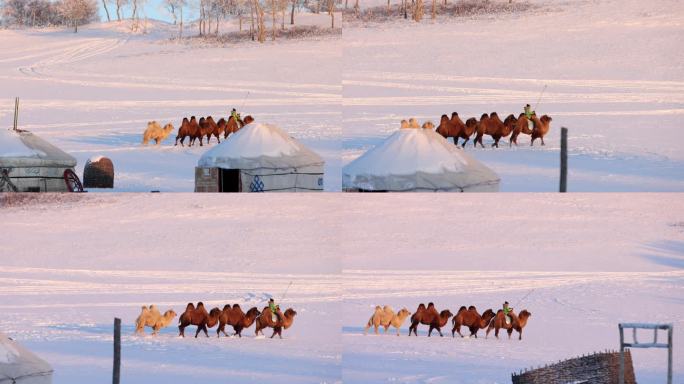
left=413, top=0, right=422, bottom=22
left=326, top=0, right=333, bottom=28
left=113, top=0, right=128, bottom=20
left=101, top=0, right=111, bottom=20
left=58, top=0, right=98, bottom=32
left=270, top=0, right=276, bottom=40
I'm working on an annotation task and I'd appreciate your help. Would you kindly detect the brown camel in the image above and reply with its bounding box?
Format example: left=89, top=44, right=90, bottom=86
left=408, top=302, right=453, bottom=337
left=216, top=304, right=261, bottom=338
left=178, top=302, right=221, bottom=338
left=461, top=117, right=478, bottom=147
left=436, top=112, right=466, bottom=145
left=530, top=115, right=552, bottom=146
left=200, top=116, right=221, bottom=144
left=175, top=117, right=199, bottom=147
left=475, top=112, right=512, bottom=148
left=451, top=306, right=496, bottom=338
left=255, top=307, right=297, bottom=339
left=486, top=309, right=532, bottom=340
left=509, top=113, right=533, bottom=146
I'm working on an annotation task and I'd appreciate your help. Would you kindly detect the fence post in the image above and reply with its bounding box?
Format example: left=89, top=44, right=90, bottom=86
left=619, top=324, right=625, bottom=384
left=559, top=127, right=568, bottom=192
left=668, top=325, right=673, bottom=384
left=113, top=317, right=121, bottom=384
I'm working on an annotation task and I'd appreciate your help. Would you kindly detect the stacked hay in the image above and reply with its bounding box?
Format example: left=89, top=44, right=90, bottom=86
left=83, top=156, right=114, bottom=188
left=511, top=350, right=635, bottom=384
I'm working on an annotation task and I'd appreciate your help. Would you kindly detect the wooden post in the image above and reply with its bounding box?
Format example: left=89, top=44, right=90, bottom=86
left=667, top=325, right=673, bottom=384
left=559, top=127, right=568, bottom=192
left=113, top=318, right=121, bottom=384
left=13, top=97, right=19, bottom=131
left=619, top=324, right=625, bottom=384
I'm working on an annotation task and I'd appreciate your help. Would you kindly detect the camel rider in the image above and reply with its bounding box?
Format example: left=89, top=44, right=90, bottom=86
left=503, top=301, right=513, bottom=325
left=231, top=108, right=241, bottom=123
left=269, top=298, right=280, bottom=323
left=524, top=104, right=535, bottom=130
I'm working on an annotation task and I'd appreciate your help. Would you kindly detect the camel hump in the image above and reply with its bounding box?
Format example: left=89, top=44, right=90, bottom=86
left=185, top=303, right=195, bottom=311
left=468, top=305, right=476, bottom=311
left=196, top=302, right=204, bottom=309
left=458, top=306, right=467, bottom=313
left=427, top=302, right=434, bottom=308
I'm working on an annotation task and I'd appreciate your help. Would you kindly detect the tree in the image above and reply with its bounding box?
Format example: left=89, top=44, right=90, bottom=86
left=101, top=0, right=111, bottom=21
left=413, top=0, right=423, bottom=22
left=113, top=0, right=128, bottom=20
left=326, top=0, right=333, bottom=28
left=58, top=0, right=98, bottom=32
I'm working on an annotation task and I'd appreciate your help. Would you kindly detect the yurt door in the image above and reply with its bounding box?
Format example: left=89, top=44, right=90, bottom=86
left=220, top=169, right=241, bottom=192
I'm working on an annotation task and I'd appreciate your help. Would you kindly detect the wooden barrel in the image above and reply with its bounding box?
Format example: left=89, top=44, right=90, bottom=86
left=83, top=156, right=114, bottom=188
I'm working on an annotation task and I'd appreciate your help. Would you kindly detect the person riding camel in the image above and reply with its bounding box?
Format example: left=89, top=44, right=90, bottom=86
left=269, top=298, right=281, bottom=323
left=524, top=104, right=535, bottom=131
left=230, top=108, right=241, bottom=124
left=503, top=301, right=514, bottom=325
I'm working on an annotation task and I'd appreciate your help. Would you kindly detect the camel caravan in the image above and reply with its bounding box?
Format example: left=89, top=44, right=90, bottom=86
left=141, top=109, right=255, bottom=147
left=435, top=109, right=552, bottom=148
left=363, top=302, right=531, bottom=340
left=134, top=300, right=297, bottom=339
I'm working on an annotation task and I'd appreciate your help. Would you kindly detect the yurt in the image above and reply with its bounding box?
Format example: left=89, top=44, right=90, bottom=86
left=343, top=125, right=500, bottom=192
left=0, top=332, right=53, bottom=384
left=196, top=123, right=325, bottom=192
left=0, top=129, right=78, bottom=192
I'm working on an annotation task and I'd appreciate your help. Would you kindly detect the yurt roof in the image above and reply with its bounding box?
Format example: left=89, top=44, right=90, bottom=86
left=343, top=127, right=500, bottom=191
left=198, top=123, right=324, bottom=170
left=0, top=332, right=53, bottom=383
left=0, top=129, right=76, bottom=168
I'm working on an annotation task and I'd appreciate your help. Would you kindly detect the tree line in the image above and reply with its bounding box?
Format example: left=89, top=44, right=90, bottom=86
left=1, top=0, right=339, bottom=38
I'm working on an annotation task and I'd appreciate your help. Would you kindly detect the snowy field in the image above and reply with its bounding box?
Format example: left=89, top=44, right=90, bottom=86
left=343, top=0, right=684, bottom=191
left=0, top=194, right=342, bottom=383
left=0, top=14, right=342, bottom=191
left=340, top=194, right=684, bottom=383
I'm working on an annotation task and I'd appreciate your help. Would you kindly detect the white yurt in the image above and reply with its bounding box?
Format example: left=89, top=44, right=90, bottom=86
left=0, top=332, right=53, bottom=384
left=196, top=123, right=325, bottom=192
left=343, top=126, right=500, bottom=192
left=0, top=129, right=77, bottom=192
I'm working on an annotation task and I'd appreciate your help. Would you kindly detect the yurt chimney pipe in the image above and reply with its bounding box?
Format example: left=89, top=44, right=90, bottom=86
left=13, top=97, right=19, bottom=131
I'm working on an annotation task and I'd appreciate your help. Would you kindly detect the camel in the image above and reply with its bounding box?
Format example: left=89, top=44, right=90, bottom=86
left=255, top=307, right=297, bottom=339
left=530, top=115, right=552, bottom=146
left=486, top=309, right=531, bottom=340
left=200, top=116, right=221, bottom=144
left=175, top=116, right=201, bottom=147
left=451, top=306, right=495, bottom=338
left=509, top=113, right=533, bottom=146
left=178, top=302, right=221, bottom=338
left=408, top=302, right=453, bottom=337
left=364, top=306, right=411, bottom=336
left=408, top=117, right=420, bottom=128
left=135, top=305, right=177, bottom=335
left=223, top=115, right=254, bottom=139
left=216, top=304, right=261, bottom=338
left=142, top=121, right=174, bottom=145
left=462, top=118, right=478, bottom=147
left=422, top=121, right=434, bottom=130
left=436, top=112, right=466, bottom=145
left=475, top=112, right=513, bottom=148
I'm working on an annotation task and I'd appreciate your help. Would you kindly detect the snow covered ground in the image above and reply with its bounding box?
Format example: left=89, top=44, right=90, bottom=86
left=0, top=194, right=342, bottom=383
left=340, top=194, right=684, bottom=383
left=0, top=14, right=341, bottom=191
left=343, top=0, right=684, bottom=191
